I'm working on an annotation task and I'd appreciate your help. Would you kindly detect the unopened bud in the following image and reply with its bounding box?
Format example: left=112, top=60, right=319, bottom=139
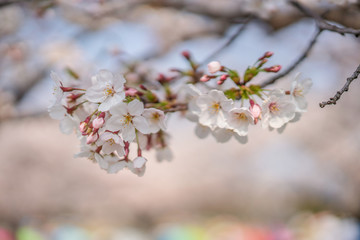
left=207, top=61, right=222, bottom=74
left=217, top=80, right=225, bottom=85
left=200, top=74, right=211, bottom=82
left=92, top=116, right=105, bottom=129
left=220, top=74, right=228, bottom=81
left=79, top=122, right=88, bottom=133
left=259, top=51, right=274, bottom=60
left=157, top=74, right=167, bottom=84
left=125, top=88, right=139, bottom=97
left=264, top=65, right=281, bottom=73
left=181, top=51, right=191, bottom=60
left=139, top=84, right=148, bottom=91
left=86, top=132, right=98, bottom=144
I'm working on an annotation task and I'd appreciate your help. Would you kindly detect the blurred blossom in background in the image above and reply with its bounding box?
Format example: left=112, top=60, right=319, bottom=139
left=1, top=0, right=360, bottom=239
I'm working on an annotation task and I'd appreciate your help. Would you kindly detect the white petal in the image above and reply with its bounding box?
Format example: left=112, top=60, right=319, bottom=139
left=59, top=117, right=75, bottom=135
left=109, top=102, right=128, bottom=116
left=234, top=134, right=248, bottom=144
left=133, top=116, right=150, bottom=134
left=95, top=153, right=109, bottom=170
left=128, top=99, right=144, bottom=116
left=122, top=124, right=136, bottom=142
left=107, top=161, right=127, bottom=174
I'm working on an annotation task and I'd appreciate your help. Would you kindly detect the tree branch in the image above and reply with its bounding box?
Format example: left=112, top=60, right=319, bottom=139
left=260, top=28, right=322, bottom=88
left=319, top=64, right=360, bottom=108
left=199, top=16, right=252, bottom=66
left=289, top=0, right=360, bottom=37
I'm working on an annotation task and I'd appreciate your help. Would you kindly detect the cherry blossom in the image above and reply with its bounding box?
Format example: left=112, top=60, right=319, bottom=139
left=106, top=99, right=149, bottom=142
left=85, top=70, right=125, bottom=111
left=196, top=90, right=234, bottom=130
left=97, top=132, right=125, bottom=156
left=142, top=108, right=166, bottom=133
left=227, top=107, right=254, bottom=136
left=262, top=90, right=296, bottom=129
left=291, top=73, right=313, bottom=112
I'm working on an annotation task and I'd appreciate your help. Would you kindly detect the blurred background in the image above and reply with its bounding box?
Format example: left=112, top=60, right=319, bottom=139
left=1, top=0, right=360, bottom=239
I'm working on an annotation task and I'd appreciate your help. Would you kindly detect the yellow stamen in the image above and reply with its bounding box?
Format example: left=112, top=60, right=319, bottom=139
left=269, top=102, right=279, bottom=112
left=236, top=112, right=248, bottom=121
left=211, top=102, right=220, bottom=113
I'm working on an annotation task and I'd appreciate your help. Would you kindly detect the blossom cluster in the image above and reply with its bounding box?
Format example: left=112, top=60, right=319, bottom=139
left=186, top=72, right=312, bottom=143
left=48, top=51, right=312, bottom=176
left=48, top=70, right=171, bottom=176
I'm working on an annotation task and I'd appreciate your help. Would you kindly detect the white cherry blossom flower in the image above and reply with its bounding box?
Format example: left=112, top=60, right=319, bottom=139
left=107, top=160, right=128, bottom=174
left=94, top=153, right=120, bottom=170
left=196, top=90, right=233, bottom=130
left=48, top=102, right=67, bottom=120
left=227, top=107, right=254, bottom=136
left=74, top=138, right=98, bottom=162
left=97, top=132, right=125, bottom=156
left=142, top=108, right=166, bottom=133
left=106, top=99, right=149, bottom=142
left=49, top=71, right=64, bottom=107
left=262, top=90, right=296, bottom=129
left=128, top=156, right=147, bottom=177
left=86, top=70, right=126, bottom=111
left=291, top=73, right=313, bottom=112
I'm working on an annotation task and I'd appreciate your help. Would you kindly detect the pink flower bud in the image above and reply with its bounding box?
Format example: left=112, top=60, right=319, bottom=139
left=181, top=51, right=191, bottom=60
left=125, top=88, right=138, bottom=97
left=264, top=65, right=281, bottom=73
left=259, top=51, right=273, bottom=60
left=200, top=74, right=211, bottom=82
left=217, top=80, right=224, bottom=85
left=220, top=74, right=228, bottom=81
left=207, top=61, right=222, bottom=74
left=86, top=132, right=98, bottom=144
left=79, top=122, right=88, bottom=133
left=249, top=100, right=262, bottom=124
left=92, top=116, right=104, bottom=129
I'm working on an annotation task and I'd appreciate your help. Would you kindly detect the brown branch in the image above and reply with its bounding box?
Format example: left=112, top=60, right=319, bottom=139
left=199, top=16, right=252, bottom=66
left=260, top=28, right=322, bottom=88
left=289, top=0, right=360, bottom=37
left=319, top=64, right=360, bottom=108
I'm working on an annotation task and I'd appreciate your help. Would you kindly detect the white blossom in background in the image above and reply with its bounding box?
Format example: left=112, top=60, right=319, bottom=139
left=49, top=71, right=64, bottom=107
left=94, top=153, right=120, bottom=170
left=86, top=70, right=126, bottom=111
left=262, top=89, right=296, bottom=129
left=106, top=99, right=149, bottom=142
left=129, top=156, right=147, bottom=177
left=291, top=72, right=313, bottom=112
left=107, top=160, right=128, bottom=174
left=196, top=90, right=234, bottom=130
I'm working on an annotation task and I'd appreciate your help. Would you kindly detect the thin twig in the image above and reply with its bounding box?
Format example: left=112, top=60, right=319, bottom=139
left=261, top=28, right=322, bottom=88
left=319, top=64, right=360, bottom=108
left=289, top=0, right=360, bottom=37
left=199, top=16, right=252, bottom=66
